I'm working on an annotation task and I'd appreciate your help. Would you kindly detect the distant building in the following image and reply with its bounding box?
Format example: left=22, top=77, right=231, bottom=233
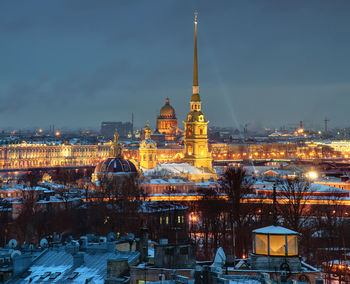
left=155, top=98, right=178, bottom=141
left=101, top=121, right=133, bottom=139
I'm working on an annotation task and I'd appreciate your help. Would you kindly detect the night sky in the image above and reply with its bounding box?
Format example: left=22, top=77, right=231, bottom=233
left=1, top=1, right=350, bottom=130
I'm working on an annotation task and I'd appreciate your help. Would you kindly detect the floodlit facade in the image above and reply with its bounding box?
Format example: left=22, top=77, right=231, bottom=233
left=183, top=12, right=213, bottom=171
left=0, top=143, right=110, bottom=169
left=139, top=123, right=157, bottom=169
left=155, top=98, right=178, bottom=141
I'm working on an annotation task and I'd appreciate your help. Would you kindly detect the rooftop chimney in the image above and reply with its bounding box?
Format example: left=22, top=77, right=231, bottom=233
left=140, top=228, right=148, bottom=263
left=73, top=252, right=84, bottom=267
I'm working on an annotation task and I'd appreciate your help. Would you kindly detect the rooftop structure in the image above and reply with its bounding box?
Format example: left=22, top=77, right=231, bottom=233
left=7, top=234, right=140, bottom=283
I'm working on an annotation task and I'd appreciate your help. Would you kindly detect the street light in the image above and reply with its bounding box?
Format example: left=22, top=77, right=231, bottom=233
left=307, top=171, right=318, bottom=180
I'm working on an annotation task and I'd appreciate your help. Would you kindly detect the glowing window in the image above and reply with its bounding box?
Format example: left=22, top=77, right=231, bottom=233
left=287, top=235, right=298, bottom=256
left=269, top=235, right=286, bottom=256
left=255, top=234, right=268, bottom=255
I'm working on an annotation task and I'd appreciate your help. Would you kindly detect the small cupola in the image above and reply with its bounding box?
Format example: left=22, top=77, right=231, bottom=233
left=253, top=225, right=298, bottom=257
left=251, top=225, right=302, bottom=272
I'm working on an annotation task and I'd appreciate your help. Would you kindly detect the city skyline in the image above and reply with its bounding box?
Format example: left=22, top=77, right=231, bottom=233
left=1, top=1, right=350, bottom=130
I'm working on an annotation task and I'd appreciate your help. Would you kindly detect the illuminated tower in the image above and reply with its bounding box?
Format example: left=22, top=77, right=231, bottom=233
left=139, top=122, right=157, bottom=169
left=183, top=12, right=212, bottom=170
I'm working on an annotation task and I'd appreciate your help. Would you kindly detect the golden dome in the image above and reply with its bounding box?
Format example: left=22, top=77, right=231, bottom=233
left=159, top=98, right=176, bottom=118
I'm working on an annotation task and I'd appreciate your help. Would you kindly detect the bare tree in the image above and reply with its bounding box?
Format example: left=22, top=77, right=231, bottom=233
left=313, top=194, right=349, bottom=283
left=19, top=170, right=42, bottom=187
left=13, top=189, right=38, bottom=243
left=0, top=199, right=11, bottom=246
left=219, top=167, right=254, bottom=258
left=91, top=175, right=146, bottom=235
left=276, top=176, right=313, bottom=232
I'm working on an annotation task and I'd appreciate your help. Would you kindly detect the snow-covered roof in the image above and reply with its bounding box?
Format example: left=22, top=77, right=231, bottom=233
left=256, top=182, right=348, bottom=194
left=143, top=163, right=207, bottom=176
left=143, top=178, right=192, bottom=185
left=243, top=166, right=279, bottom=175
left=309, top=183, right=348, bottom=193
left=10, top=246, right=140, bottom=284
left=195, top=181, right=218, bottom=187
left=253, top=225, right=298, bottom=235
left=316, top=177, right=350, bottom=183
left=0, top=185, right=48, bottom=192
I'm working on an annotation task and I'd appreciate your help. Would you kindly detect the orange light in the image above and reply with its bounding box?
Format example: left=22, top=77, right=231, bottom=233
left=190, top=213, right=198, bottom=223
left=55, top=131, right=61, bottom=136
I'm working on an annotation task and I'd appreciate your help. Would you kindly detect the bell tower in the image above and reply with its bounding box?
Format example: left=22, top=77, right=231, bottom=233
left=139, top=122, right=157, bottom=169
left=183, top=12, right=212, bottom=170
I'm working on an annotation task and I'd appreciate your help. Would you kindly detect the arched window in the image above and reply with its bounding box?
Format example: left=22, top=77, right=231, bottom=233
left=188, top=126, right=192, bottom=137
left=188, top=145, right=193, bottom=155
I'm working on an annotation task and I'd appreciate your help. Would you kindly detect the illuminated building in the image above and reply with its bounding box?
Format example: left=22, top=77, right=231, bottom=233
left=141, top=178, right=195, bottom=195
left=0, top=142, right=110, bottom=170
left=155, top=98, right=178, bottom=141
left=314, top=176, right=350, bottom=191
left=92, top=131, right=138, bottom=182
left=0, top=139, right=345, bottom=173
left=183, top=12, right=213, bottom=171
left=139, top=123, right=157, bottom=169
left=123, top=147, right=184, bottom=164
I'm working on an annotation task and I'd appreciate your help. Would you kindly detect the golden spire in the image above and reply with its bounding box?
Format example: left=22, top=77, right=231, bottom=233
left=193, top=11, right=198, bottom=90
left=110, top=128, right=123, bottom=158
left=144, top=121, right=151, bottom=140
left=113, top=129, right=119, bottom=143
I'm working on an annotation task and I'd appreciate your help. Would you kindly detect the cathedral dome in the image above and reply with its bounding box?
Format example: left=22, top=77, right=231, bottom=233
left=159, top=98, right=176, bottom=118
left=95, top=158, right=138, bottom=174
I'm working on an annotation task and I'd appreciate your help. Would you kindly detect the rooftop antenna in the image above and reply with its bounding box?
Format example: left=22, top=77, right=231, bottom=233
left=131, top=112, right=134, bottom=139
